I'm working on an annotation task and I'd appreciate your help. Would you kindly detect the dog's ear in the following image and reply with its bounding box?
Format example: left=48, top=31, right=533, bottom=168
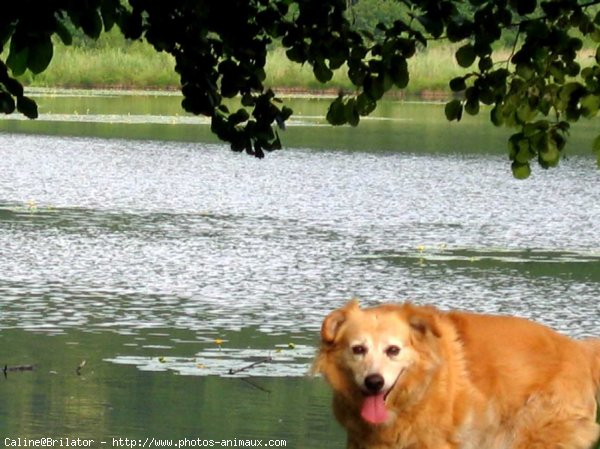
left=405, top=304, right=442, bottom=338
left=321, top=299, right=359, bottom=344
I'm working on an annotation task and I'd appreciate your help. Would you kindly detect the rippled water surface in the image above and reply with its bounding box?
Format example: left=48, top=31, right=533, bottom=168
left=1, top=134, right=598, bottom=340
left=0, top=99, right=599, bottom=445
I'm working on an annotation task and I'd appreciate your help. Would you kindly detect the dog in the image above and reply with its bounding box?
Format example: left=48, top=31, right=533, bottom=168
left=313, top=299, right=600, bottom=449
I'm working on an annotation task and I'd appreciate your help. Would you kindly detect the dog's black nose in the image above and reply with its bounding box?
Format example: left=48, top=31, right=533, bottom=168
left=364, top=374, right=385, bottom=393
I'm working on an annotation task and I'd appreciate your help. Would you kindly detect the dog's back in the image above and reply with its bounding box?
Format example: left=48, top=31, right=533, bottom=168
left=581, top=337, right=600, bottom=395
left=449, top=311, right=598, bottom=425
left=437, top=310, right=600, bottom=449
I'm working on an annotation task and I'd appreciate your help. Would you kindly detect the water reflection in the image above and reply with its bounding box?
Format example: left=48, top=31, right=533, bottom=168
left=1, top=92, right=598, bottom=153
left=0, top=330, right=341, bottom=447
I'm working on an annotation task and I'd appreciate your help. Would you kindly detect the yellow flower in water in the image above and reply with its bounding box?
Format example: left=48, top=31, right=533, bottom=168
left=214, top=338, right=224, bottom=345
left=27, top=200, right=37, bottom=211
left=416, top=245, right=426, bottom=252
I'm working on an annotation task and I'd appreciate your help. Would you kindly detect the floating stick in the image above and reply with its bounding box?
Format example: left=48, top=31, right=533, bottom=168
left=3, top=364, right=36, bottom=378
left=227, top=356, right=272, bottom=375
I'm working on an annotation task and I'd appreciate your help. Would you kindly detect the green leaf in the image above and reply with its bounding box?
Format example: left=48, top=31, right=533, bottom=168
left=565, top=61, right=581, bottom=77
left=364, top=75, right=385, bottom=100
left=389, top=56, right=409, bottom=89
left=568, top=37, right=583, bottom=52
left=417, top=15, right=444, bottom=39
left=593, top=135, right=600, bottom=154
left=464, top=98, right=480, bottom=115
left=515, top=0, right=537, bottom=15
left=516, top=103, right=536, bottom=123
left=3, top=77, right=23, bottom=97
left=558, top=82, right=585, bottom=105
left=286, top=46, right=306, bottom=64
left=449, top=77, right=467, bottom=92
left=0, top=92, right=16, bottom=114
left=532, top=48, right=549, bottom=72
left=398, top=38, right=416, bottom=58
left=6, top=46, right=28, bottom=77
left=444, top=99, right=463, bottom=121
left=55, top=20, right=73, bottom=46
left=581, top=94, right=600, bottom=118
left=348, top=64, right=367, bottom=87
left=509, top=132, right=536, bottom=164
left=17, top=96, right=38, bottom=119
left=382, top=73, right=394, bottom=92
left=515, top=140, right=532, bottom=164
left=539, top=135, right=560, bottom=167
left=455, top=44, right=476, bottom=68
left=229, top=108, right=250, bottom=126
left=511, top=161, right=531, bottom=179
left=101, top=2, right=118, bottom=31
left=326, top=96, right=347, bottom=126
left=344, top=99, right=360, bottom=127
left=550, top=62, right=566, bottom=83
left=508, top=133, right=524, bottom=160
left=446, top=19, right=471, bottom=42
left=490, top=103, right=504, bottom=126
left=356, top=93, right=376, bottom=115
left=478, top=56, right=493, bottom=72
left=241, top=93, right=255, bottom=107
left=595, top=135, right=600, bottom=168
left=81, top=10, right=103, bottom=39
left=516, top=62, right=535, bottom=80
left=280, top=106, right=293, bottom=121
left=27, top=37, right=53, bottom=74
left=313, top=59, right=333, bottom=83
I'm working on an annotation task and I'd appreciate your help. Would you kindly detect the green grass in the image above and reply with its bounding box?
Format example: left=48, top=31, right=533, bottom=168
left=407, top=45, right=471, bottom=94
left=18, top=37, right=589, bottom=98
left=264, top=45, right=476, bottom=97
left=264, top=47, right=354, bottom=92
left=22, top=40, right=179, bottom=90
left=18, top=36, right=464, bottom=96
left=11, top=28, right=599, bottom=97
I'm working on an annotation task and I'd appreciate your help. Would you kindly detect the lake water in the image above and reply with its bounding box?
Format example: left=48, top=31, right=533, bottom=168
left=0, top=91, right=599, bottom=448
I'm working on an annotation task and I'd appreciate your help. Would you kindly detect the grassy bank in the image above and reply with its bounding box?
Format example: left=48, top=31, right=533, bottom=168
left=19, top=36, right=467, bottom=97
left=20, top=40, right=179, bottom=90
left=264, top=46, right=467, bottom=96
left=12, top=30, right=598, bottom=98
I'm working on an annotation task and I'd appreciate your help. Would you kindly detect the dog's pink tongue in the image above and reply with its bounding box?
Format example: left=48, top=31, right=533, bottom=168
left=360, top=393, right=388, bottom=424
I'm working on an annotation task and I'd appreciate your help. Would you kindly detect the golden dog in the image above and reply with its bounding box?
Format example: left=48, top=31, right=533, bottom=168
left=313, top=300, right=600, bottom=449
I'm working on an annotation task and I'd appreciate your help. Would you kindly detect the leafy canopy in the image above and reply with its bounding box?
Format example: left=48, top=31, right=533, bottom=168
left=1, top=0, right=600, bottom=176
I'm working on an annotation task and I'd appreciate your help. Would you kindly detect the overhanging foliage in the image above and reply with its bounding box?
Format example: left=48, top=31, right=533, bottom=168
left=1, top=0, right=599, bottom=177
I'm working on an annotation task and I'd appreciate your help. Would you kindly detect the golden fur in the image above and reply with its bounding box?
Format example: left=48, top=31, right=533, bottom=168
left=313, top=300, right=600, bottom=449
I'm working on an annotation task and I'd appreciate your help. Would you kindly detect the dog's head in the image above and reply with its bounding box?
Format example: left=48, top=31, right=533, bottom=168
left=313, top=299, right=442, bottom=426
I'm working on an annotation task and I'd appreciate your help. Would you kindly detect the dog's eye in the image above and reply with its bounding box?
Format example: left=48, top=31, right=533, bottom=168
left=385, top=345, right=400, bottom=357
left=351, top=345, right=367, bottom=355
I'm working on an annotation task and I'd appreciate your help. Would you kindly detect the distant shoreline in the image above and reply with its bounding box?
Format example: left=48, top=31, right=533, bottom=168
left=24, top=85, right=452, bottom=102
left=18, top=39, right=461, bottom=100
